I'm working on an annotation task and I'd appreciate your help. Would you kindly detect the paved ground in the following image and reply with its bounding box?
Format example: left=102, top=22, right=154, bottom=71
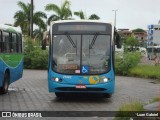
left=0, top=70, right=159, bottom=111
left=0, top=70, right=159, bottom=119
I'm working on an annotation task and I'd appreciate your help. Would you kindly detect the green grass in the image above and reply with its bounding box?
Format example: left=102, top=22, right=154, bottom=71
left=115, top=98, right=160, bottom=120
left=117, top=102, right=145, bottom=111
left=129, top=65, right=160, bottom=80
left=149, top=97, right=160, bottom=104
left=114, top=102, right=144, bottom=120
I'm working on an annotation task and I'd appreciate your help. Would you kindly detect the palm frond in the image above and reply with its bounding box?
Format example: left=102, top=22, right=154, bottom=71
left=17, top=1, right=28, bottom=12
left=61, top=0, right=71, bottom=10
left=47, top=15, right=60, bottom=25
left=34, top=11, right=47, bottom=19
left=14, top=11, right=25, bottom=19
left=62, top=8, right=72, bottom=19
left=45, top=4, right=60, bottom=15
left=74, top=11, right=85, bottom=19
left=34, top=17, right=46, bottom=30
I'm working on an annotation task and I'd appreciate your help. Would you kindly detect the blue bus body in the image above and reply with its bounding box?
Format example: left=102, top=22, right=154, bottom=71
left=0, top=24, right=23, bottom=93
left=48, top=67, right=115, bottom=94
left=0, top=58, right=23, bottom=87
left=48, top=21, right=115, bottom=97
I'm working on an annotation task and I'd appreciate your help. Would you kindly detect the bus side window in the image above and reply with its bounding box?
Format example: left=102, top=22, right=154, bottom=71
left=17, top=33, right=22, bottom=53
left=3, top=32, right=10, bottom=53
left=11, top=33, right=17, bottom=53
left=0, top=30, right=2, bottom=53
left=18, top=34, right=22, bottom=53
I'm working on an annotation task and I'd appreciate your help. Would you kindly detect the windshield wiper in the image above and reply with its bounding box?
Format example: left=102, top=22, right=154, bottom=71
left=65, top=32, right=76, bottom=48
left=89, top=32, right=99, bottom=49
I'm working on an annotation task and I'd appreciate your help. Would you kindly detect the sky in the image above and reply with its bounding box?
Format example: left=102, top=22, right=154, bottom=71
left=0, top=0, right=160, bottom=30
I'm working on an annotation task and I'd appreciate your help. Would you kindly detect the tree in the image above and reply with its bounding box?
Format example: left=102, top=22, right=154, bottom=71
left=33, top=12, right=47, bottom=31
left=45, top=0, right=72, bottom=25
left=88, top=14, right=100, bottom=20
left=132, top=28, right=145, bottom=33
left=126, top=34, right=138, bottom=51
left=14, top=1, right=47, bottom=35
left=74, top=10, right=100, bottom=20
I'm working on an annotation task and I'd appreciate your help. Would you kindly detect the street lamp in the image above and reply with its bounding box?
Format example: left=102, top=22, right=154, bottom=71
left=112, top=10, right=118, bottom=28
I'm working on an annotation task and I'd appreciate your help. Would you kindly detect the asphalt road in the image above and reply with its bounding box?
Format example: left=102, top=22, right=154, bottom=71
left=0, top=70, right=159, bottom=119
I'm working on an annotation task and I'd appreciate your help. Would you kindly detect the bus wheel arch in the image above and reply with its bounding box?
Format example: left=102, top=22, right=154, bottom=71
left=0, top=69, right=10, bottom=94
left=55, top=92, right=65, bottom=98
left=103, top=93, right=112, bottom=98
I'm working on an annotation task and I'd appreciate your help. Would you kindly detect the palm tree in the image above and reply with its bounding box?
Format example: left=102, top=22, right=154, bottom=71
left=14, top=1, right=47, bottom=35
left=33, top=12, right=47, bottom=31
left=45, top=0, right=72, bottom=25
left=14, top=1, right=29, bottom=35
left=74, top=10, right=100, bottom=20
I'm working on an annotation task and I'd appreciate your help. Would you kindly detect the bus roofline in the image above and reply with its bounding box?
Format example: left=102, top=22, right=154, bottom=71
left=50, top=20, right=113, bottom=26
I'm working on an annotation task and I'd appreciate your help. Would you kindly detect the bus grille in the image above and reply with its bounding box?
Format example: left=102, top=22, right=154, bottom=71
left=55, top=87, right=107, bottom=91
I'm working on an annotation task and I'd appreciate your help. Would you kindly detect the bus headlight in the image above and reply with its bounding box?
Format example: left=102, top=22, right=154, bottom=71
left=103, top=78, right=110, bottom=83
left=52, top=77, right=62, bottom=82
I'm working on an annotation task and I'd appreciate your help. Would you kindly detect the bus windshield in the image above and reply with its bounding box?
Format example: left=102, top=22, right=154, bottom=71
left=52, top=34, right=110, bottom=74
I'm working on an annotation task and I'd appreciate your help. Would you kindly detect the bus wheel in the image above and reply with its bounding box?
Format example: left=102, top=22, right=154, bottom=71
left=0, top=72, right=9, bottom=94
left=103, top=93, right=112, bottom=98
left=55, top=92, right=65, bottom=98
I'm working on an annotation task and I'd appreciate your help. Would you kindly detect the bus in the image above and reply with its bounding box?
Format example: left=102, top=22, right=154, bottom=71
left=0, top=24, right=23, bottom=94
left=47, top=20, right=120, bottom=98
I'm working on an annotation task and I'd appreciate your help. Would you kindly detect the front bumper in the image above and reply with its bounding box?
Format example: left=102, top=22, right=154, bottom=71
left=48, top=80, right=114, bottom=94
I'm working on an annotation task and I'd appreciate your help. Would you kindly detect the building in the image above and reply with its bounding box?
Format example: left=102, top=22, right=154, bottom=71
left=134, top=32, right=147, bottom=41
left=134, top=31, right=147, bottom=47
left=148, top=24, right=160, bottom=46
left=118, top=29, right=132, bottom=39
left=118, top=29, right=147, bottom=47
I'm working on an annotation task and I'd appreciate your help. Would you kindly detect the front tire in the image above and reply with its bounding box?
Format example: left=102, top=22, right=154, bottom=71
left=55, top=92, right=65, bottom=98
left=0, top=72, right=9, bottom=94
left=103, top=93, right=112, bottom=98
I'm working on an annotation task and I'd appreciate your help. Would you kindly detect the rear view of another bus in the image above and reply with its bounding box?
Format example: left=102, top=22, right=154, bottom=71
left=0, top=24, right=23, bottom=94
left=48, top=20, right=120, bottom=98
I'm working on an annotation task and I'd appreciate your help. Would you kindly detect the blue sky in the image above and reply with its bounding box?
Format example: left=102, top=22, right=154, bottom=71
left=0, top=0, right=160, bottom=30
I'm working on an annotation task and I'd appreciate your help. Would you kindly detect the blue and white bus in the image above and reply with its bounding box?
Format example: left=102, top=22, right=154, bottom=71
left=0, top=24, right=23, bottom=94
left=48, top=20, right=120, bottom=98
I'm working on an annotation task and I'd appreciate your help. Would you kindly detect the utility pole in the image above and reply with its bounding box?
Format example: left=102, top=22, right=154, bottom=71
left=112, top=10, right=118, bottom=28
left=30, top=0, right=33, bottom=38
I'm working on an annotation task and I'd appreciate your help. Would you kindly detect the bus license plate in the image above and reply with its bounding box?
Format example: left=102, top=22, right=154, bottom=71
left=75, top=85, right=86, bottom=89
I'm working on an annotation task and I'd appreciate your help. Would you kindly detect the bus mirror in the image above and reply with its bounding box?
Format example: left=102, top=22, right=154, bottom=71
left=116, top=33, right=121, bottom=48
